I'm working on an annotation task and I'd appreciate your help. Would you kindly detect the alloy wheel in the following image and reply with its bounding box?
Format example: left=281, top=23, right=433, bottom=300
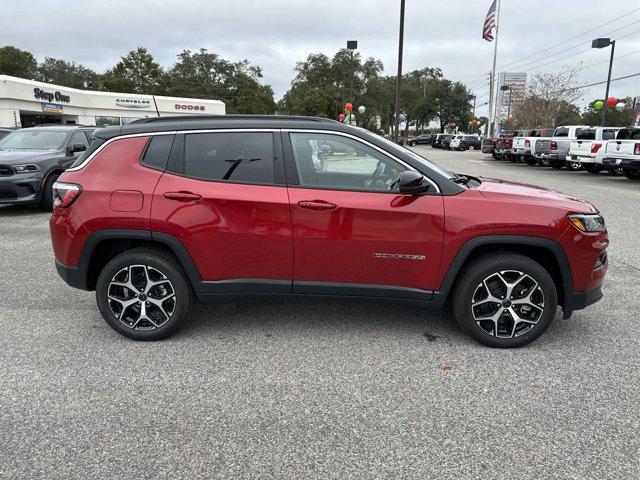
left=107, top=265, right=176, bottom=330
left=471, top=270, right=545, bottom=338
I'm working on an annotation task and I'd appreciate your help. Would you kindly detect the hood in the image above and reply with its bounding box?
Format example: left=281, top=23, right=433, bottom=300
left=0, top=149, right=57, bottom=165
left=476, top=177, right=597, bottom=213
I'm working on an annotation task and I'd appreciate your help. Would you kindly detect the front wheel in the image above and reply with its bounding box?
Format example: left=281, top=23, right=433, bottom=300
left=96, top=248, right=194, bottom=340
left=409, top=142, right=416, bottom=147
left=39, top=173, right=60, bottom=211
left=452, top=253, right=558, bottom=348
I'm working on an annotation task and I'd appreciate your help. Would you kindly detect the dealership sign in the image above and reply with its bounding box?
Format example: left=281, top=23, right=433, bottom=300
left=34, top=88, right=70, bottom=103
left=41, top=103, right=63, bottom=114
left=116, top=98, right=152, bottom=108
left=175, top=104, right=206, bottom=111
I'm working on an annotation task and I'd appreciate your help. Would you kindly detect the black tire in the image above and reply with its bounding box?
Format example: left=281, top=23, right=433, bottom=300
left=567, top=161, right=583, bottom=172
left=525, top=156, right=537, bottom=166
left=608, top=166, right=624, bottom=176
left=550, top=160, right=564, bottom=170
left=584, top=164, right=603, bottom=174
left=538, top=158, right=550, bottom=167
left=409, top=142, right=416, bottom=147
left=492, top=153, right=499, bottom=160
left=96, top=248, right=194, bottom=341
left=452, top=253, right=558, bottom=348
left=39, top=172, right=60, bottom=211
left=623, top=169, right=640, bottom=180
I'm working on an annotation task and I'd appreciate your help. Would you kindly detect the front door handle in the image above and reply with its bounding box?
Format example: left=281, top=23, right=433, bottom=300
left=163, top=191, right=202, bottom=201
left=298, top=200, right=337, bottom=211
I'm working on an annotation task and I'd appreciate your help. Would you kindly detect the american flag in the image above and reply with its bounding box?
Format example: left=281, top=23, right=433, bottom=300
left=483, top=0, right=497, bottom=42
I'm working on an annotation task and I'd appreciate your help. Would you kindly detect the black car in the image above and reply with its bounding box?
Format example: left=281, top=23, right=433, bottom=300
left=408, top=134, right=432, bottom=147
left=458, top=135, right=482, bottom=151
left=0, top=125, right=95, bottom=210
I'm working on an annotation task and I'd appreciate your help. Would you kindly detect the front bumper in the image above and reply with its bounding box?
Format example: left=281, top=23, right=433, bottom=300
left=0, top=174, right=41, bottom=204
left=563, top=285, right=604, bottom=318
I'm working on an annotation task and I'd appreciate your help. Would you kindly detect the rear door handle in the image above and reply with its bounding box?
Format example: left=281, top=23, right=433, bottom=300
left=298, top=200, right=337, bottom=211
left=163, top=191, right=202, bottom=201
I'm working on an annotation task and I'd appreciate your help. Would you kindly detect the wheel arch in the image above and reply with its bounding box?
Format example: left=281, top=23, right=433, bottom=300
left=80, top=230, right=202, bottom=291
left=435, top=235, right=573, bottom=309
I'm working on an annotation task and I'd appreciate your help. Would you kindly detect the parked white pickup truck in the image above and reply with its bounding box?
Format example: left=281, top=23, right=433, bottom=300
left=535, top=125, right=590, bottom=170
left=512, top=128, right=554, bottom=165
left=602, top=127, right=640, bottom=180
left=568, top=127, right=621, bottom=174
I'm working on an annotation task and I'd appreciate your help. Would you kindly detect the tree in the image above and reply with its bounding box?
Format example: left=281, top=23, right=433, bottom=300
left=38, top=57, right=99, bottom=89
left=425, top=79, right=474, bottom=132
left=0, top=45, right=39, bottom=79
left=165, top=49, right=275, bottom=114
left=580, top=97, right=637, bottom=127
left=101, top=47, right=166, bottom=95
left=512, top=66, right=582, bottom=128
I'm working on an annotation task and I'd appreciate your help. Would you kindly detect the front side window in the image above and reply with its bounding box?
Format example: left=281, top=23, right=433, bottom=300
left=182, top=132, right=274, bottom=184
left=289, top=133, right=406, bottom=192
left=69, top=131, right=90, bottom=149
left=95, top=116, right=120, bottom=127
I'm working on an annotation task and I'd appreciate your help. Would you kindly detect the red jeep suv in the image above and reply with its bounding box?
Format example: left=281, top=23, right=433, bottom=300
left=49, top=116, right=609, bottom=347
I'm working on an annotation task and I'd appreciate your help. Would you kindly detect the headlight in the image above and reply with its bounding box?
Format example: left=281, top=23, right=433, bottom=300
left=12, top=164, right=39, bottom=173
left=567, top=214, right=605, bottom=232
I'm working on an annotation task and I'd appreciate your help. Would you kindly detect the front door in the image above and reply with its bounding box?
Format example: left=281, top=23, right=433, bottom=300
left=151, top=131, right=293, bottom=292
left=284, top=131, right=445, bottom=297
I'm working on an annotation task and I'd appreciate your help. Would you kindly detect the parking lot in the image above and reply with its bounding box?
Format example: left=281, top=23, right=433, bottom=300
left=0, top=148, right=638, bottom=479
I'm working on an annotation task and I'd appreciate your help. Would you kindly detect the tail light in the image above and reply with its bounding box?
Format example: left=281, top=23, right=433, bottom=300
left=635, top=143, right=640, bottom=155
left=550, top=141, right=558, bottom=151
left=591, top=143, right=603, bottom=154
left=52, top=181, right=82, bottom=208
left=525, top=139, right=530, bottom=148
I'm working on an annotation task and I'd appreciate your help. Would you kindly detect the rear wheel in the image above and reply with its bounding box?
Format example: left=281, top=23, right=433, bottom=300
left=608, top=166, right=624, bottom=176
left=96, top=248, right=194, bottom=341
left=39, top=172, right=60, bottom=211
left=567, top=161, right=583, bottom=171
left=550, top=160, right=564, bottom=170
left=584, top=164, right=603, bottom=174
left=452, top=253, right=557, bottom=348
left=525, top=156, right=537, bottom=166
left=409, top=141, right=416, bottom=147
left=492, top=153, right=499, bottom=160
left=623, top=169, right=640, bottom=180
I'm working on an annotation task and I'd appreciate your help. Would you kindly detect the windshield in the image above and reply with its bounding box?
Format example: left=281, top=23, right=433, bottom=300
left=368, top=130, right=456, bottom=179
left=0, top=130, right=67, bottom=150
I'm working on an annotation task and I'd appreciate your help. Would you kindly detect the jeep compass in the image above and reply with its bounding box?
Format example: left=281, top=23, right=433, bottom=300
left=49, top=116, right=609, bottom=347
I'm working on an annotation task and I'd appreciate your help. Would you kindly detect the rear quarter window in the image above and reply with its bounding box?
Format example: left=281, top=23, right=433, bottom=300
left=553, top=127, right=569, bottom=137
left=141, top=135, right=175, bottom=171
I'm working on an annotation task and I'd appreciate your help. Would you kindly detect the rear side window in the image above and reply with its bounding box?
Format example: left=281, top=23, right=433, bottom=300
left=602, top=129, right=618, bottom=140
left=141, top=135, right=175, bottom=171
left=553, top=127, right=569, bottom=137
left=182, top=132, right=274, bottom=184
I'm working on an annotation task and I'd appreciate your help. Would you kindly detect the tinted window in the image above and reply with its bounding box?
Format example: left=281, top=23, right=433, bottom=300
left=553, top=127, right=569, bottom=137
left=69, top=131, right=90, bottom=149
left=141, top=135, right=174, bottom=170
left=183, top=132, right=274, bottom=184
left=290, top=133, right=406, bottom=192
left=602, top=129, right=618, bottom=140
left=577, top=129, right=596, bottom=140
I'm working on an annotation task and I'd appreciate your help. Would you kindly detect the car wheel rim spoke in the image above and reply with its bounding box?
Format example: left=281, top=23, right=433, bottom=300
left=472, top=269, right=545, bottom=338
left=107, top=265, right=176, bottom=331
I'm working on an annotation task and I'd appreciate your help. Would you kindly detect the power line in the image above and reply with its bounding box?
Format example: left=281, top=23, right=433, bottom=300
left=579, top=48, right=640, bottom=72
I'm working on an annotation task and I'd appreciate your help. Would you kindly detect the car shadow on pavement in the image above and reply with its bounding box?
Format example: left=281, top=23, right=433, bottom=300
left=176, top=298, right=469, bottom=344
left=0, top=205, right=48, bottom=217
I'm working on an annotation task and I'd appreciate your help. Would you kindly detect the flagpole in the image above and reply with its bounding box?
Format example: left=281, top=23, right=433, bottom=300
left=488, top=0, right=501, bottom=137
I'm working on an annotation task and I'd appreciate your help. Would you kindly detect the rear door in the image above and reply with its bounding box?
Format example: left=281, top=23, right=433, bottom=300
left=150, top=130, right=293, bottom=291
left=283, top=130, right=444, bottom=297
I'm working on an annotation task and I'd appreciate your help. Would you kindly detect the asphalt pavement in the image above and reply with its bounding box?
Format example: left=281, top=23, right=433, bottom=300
left=0, top=148, right=637, bottom=479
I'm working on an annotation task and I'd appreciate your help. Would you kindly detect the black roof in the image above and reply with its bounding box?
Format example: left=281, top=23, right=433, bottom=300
left=95, top=115, right=346, bottom=140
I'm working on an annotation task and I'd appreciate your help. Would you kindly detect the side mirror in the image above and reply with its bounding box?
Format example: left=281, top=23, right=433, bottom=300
left=69, top=143, right=87, bottom=155
left=398, top=170, right=429, bottom=195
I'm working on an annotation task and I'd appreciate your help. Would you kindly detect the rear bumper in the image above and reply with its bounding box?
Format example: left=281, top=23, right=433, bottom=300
left=55, top=259, right=90, bottom=291
left=512, top=148, right=531, bottom=155
left=604, top=157, right=640, bottom=170
left=569, top=155, right=595, bottom=164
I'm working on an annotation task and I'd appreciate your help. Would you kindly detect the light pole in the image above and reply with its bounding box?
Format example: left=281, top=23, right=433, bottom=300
left=467, top=94, right=476, bottom=133
left=592, top=37, right=616, bottom=126
left=344, top=40, right=358, bottom=124
left=393, top=0, right=406, bottom=143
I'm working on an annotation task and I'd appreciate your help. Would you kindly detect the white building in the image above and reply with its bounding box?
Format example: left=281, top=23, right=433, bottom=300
left=0, top=75, right=225, bottom=128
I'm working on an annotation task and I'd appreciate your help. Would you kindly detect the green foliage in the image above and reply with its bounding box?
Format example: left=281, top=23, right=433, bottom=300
left=39, top=57, right=99, bottom=89
left=102, top=47, right=166, bottom=95
left=581, top=97, right=637, bottom=127
left=0, top=46, right=39, bottom=79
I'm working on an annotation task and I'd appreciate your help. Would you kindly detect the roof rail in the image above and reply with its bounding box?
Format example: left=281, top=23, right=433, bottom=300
left=129, top=115, right=337, bottom=124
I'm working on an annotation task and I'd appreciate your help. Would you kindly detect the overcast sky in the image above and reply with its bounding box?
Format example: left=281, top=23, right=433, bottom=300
left=4, top=0, right=640, bottom=117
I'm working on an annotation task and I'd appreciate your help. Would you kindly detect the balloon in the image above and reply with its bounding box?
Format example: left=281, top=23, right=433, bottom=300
left=344, top=102, right=353, bottom=112
left=358, top=105, right=365, bottom=114
left=593, top=100, right=604, bottom=110
left=606, top=97, right=617, bottom=108
left=615, top=102, right=625, bottom=112
left=338, top=113, right=345, bottom=122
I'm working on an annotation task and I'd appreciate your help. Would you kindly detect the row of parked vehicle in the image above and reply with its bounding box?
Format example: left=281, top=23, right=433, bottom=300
left=481, top=125, right=640, bottom=180
left=408, top=133, right=482, bottom=151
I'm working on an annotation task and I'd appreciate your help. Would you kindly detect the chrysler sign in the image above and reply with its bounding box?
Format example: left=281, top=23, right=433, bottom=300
left=116, top=98, right=151, bottom=108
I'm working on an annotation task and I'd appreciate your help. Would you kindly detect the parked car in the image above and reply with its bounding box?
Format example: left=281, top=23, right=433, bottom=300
left=481, top=137, right=494, bottom=155
left=568, top=127, right=621, bottom=174
left=0, top=125, right=96, bottom=210
left=493, top=136, right=513, bottom=160
left=512, top=128, right=554, bottom=165
left=432, top=134, right=446, bottom=148
left=458, top=135, right=482, bottom=151
left=50, top=115, right=608, bottom=348
left=441, top=134, right=455, bottom=150
left=602, top=127, right=640, bottom=180
left=535, top=125, right=590, bottom=170
left=0, top=127, right=16, bottom=140
left=449, top=134, right=466, bottom=150
left=408, top=134, right=432, bottom=147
